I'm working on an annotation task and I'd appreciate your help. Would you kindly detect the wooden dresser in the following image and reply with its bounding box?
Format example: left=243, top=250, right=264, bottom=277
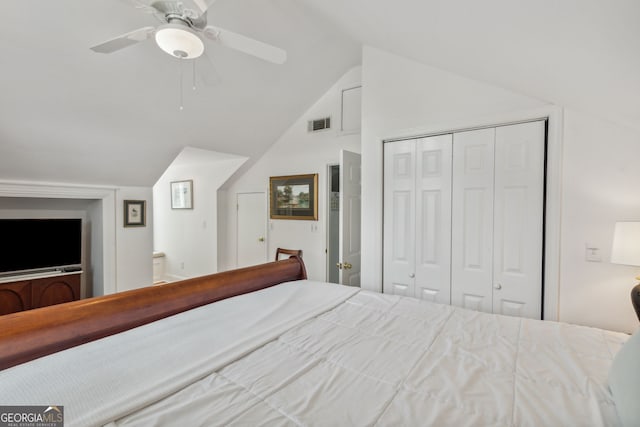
left=0, top=272, right=81, bottom=315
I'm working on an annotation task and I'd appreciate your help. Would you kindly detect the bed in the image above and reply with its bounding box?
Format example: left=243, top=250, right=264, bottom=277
left=0, top=257, right=637, bottom=426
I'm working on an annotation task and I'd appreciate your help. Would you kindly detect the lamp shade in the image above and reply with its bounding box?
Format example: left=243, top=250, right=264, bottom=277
left=155, top=24, right=204, bottom=59
left=611, top=221, right=640, bottom=266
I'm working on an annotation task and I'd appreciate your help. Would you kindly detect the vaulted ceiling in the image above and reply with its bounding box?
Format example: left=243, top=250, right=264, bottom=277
left=0, top=0, right=360, bottom=186
left=304, top=0, right=640, bottom=129
left=1, top=0, right=637, bottom=187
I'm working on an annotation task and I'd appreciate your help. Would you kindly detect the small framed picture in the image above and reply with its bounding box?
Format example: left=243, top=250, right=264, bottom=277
left=171, top=180, right=194, bottom=209
left=124, top=200, right=146, bottom=227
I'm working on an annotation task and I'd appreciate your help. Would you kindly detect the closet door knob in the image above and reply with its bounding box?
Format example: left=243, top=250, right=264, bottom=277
left=409, top=273, right=415, bottom=278
left=494, top=283, right=502, bottom=290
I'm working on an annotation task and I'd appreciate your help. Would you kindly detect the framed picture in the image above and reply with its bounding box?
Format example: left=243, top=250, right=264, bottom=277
left=270, top=174, right=318, bottom=220
left=171, top=180, right=193, bottom=209
left=124, top=200, right=146, bottom=227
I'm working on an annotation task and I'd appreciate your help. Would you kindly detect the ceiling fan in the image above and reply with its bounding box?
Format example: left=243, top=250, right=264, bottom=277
left=90, top=0, right=287, bottom=64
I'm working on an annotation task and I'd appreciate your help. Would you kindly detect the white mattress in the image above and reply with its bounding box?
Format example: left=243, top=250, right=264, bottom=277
left=0, top=281, right=628, bottom=426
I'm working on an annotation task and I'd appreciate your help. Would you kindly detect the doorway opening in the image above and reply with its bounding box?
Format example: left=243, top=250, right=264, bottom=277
left=325, top=149, right=362, bottom=286
left=326, top=164, right=340, bottom=283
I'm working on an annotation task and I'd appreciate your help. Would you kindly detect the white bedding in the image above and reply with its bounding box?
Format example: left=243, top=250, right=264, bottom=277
left=0, top=280, right=629, bottom=426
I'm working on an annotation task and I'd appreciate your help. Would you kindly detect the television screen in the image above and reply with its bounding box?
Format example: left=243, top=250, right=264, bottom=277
left=0, top=218, right=82, bottom=275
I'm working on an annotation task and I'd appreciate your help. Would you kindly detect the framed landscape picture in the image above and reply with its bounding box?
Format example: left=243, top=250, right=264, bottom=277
left=124, top=200, right=146, bottom=227
left=269, top=174, right=318, bottom=220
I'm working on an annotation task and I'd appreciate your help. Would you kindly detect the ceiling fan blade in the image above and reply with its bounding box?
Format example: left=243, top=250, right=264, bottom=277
left=203, top=25, right=287, bottom=64
left=180, top=0, right=217, bottom=17
left=90, top=27, right=156, bottom=54
left=197, top=52, right=222, bottom=87
left=115, top=0, right=158, bottom=14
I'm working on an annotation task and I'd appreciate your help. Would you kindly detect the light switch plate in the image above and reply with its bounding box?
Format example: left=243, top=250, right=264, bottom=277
left=585, top=245, right=602, bottom=262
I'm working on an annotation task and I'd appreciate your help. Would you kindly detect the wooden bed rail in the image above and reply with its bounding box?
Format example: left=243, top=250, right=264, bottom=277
left=0, top=257, right=307, bottom=371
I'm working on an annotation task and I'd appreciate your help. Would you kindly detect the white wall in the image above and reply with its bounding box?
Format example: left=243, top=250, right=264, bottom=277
left=559, top=109, right=640, bottom=332
left=153, top=148, right=246, bottom=280
left=220, top=67, right=362, bottom=280
left=361, top=46, right=549, bottom=290
left=87, top=198, right=103, bottom=297
left=115, top=187, right=154, bottom=292
left=360, top=45, right=640, bottom=333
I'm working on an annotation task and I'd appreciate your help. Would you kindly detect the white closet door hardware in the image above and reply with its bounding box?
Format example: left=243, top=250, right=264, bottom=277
left=451, top=128, right=495, bottom=314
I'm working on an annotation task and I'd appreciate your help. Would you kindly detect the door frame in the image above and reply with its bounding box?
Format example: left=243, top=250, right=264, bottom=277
left=372, top=106, right=563, bottom=321
left=325, top=163, right=339, bottom=283
left=383, top=120, right=546, bottom=316
left=0, top=182, right=116, bottom=296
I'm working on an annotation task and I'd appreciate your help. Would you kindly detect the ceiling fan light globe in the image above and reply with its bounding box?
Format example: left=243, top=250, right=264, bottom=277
left=155, top=24, right=204, bottom=59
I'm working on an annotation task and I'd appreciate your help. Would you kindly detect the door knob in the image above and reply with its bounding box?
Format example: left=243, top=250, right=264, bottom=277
left=336, top=262, right=343, bottom=269
left=494, top=283, right=502, bottom=290
left=409, top=273, right=415, bottom=278
left=343, top=262, right=352, bottom=270
left=258, top=237, right=265, bottom=242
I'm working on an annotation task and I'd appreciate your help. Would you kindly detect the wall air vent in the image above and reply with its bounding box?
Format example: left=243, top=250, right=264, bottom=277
left=307, top=117, right=331, bottom=132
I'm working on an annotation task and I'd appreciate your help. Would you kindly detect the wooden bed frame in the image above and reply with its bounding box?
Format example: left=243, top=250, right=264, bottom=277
left=0, top=257, right=307, bottom=371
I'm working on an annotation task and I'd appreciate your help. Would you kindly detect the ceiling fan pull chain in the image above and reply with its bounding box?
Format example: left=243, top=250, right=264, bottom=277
left=192, top=60, right=197, bottom=91
left=179, top=58, right=184, bottom=111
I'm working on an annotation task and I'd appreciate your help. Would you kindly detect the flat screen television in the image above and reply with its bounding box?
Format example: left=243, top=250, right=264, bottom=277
left=0, top=218, right=82, bottom=276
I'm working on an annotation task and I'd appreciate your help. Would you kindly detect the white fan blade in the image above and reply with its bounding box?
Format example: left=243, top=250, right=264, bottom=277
left=116, top=0, right=157, bottom=13
left=197, top=52, right=222, bottom=87
left=181, top=0, right=217, bottom=17
left=90, top=27, right=156, bottom=54
left=203, top=25, right=286, bottom=64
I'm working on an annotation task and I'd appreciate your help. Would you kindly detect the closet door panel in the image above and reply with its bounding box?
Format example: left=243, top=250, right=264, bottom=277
left=493, top=121, right=545, bottom=319
left=383, top=141, right=416, bottom=296
left=415, top=134, right=452, bottom=303
left=451, top=128, right=495, bottom=313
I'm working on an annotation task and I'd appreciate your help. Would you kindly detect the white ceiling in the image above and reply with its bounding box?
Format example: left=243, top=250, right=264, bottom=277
left=301, top=0, right=640, bottom=127
left=0, top=0, right=360, bottom=186
left=1, top=0, right=638, bottom=187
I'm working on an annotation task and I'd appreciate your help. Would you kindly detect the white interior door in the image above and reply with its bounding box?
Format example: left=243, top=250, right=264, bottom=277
left=339, top=150, right=361, bottom=286
left=237, top=192, right=267, bottom=268
left=383, top=140, right=416, bottom=296
left=493, top=121, right=545, bottom=319
left=415, top=135, right=452, bottom=303
left=451, top=128, right=495, bottom=313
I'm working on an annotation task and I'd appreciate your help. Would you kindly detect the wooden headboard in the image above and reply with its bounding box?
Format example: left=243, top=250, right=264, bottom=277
left=0, top=257, right=307, bottom=370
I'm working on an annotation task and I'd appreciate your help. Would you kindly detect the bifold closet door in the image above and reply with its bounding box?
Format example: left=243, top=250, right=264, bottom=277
left=450, top=128, right=495, bottom=313
left=383, top=135, right=452, bottom=303
left=383, top=140, right=416, bottom=297
left=492, top=121, right=544, bottom=319
left=450, top=122, right=544, bottom=319
left=415, top=135, right=452, bottom=303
